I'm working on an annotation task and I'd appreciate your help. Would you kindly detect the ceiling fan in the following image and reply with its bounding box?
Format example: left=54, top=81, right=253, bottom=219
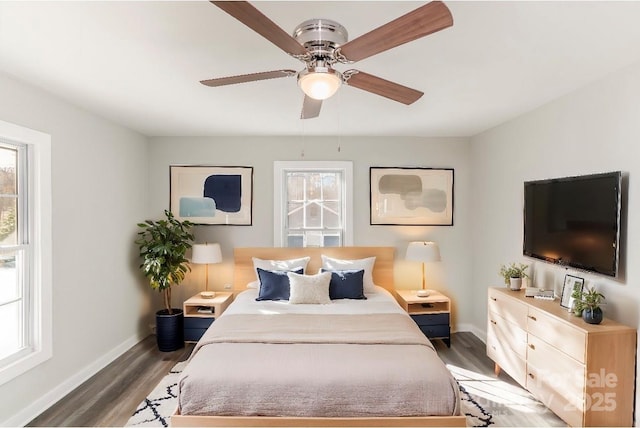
left=201, top=1, right=453, bottom=119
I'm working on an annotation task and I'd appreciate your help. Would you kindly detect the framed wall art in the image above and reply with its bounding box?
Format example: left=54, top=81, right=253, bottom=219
left=370, top=167, right=454, bottom=226
left=561, top=274, right=584, bottom=309
left=170, top=165, right=253, bottom=225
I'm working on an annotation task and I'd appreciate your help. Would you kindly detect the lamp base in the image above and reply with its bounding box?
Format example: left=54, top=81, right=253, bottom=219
left=200, top=291, right=216, bottom=299
left=416, top=289, right=430, bottom=297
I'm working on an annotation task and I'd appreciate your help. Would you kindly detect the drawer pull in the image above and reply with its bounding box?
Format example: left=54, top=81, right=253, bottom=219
left=490, top=297, right=497, bottom=301
left=528, top=315, right=537, bottom=321
left=490, top=320, right=497, bottom=325
left=528, top=373, right=535, bottom=379
left=528, top=343, right=535, bottom=350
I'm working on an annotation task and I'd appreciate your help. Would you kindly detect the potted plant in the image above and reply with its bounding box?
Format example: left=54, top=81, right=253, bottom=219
left=136, top=210, right=194, bottom=351
left=499, top=262, right=529, bottom=291
left=580, top=286, right=605, bottom=324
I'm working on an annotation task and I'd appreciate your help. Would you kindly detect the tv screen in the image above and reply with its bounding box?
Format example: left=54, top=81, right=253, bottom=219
left=523, top=171, right=622, bottom=277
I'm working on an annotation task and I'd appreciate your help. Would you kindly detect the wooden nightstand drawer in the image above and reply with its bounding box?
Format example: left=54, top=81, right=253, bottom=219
left=411, top=313, right=449, bottom=326
left=184, top=317, right=214, bottom=329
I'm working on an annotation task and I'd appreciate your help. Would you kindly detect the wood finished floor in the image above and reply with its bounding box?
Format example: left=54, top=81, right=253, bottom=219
left=28, top=332, right=566, bottom=427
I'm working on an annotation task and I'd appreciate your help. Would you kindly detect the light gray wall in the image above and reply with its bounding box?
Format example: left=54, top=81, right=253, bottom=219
left=0, top=72, right=150, bottom=426
left=148, top=136, right=474, bottom=331
left=470, top=60, right=640, bottom=419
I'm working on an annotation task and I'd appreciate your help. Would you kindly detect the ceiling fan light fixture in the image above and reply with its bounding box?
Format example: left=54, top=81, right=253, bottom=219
left=298, top=67, right=342, bottom=100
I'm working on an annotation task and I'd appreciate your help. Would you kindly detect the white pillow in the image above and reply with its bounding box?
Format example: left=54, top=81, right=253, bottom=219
left=252, top=256, right=311, bottom=280
left=287, top=271, right=331, bottom=304
left=321, top=255, right=376, bottom=292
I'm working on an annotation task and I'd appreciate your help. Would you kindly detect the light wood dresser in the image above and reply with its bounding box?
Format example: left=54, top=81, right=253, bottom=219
left=487, top=287, right=636, bottom=427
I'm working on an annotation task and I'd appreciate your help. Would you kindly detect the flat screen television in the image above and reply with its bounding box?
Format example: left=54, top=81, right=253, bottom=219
left=523, top=171, right=622, bottom=277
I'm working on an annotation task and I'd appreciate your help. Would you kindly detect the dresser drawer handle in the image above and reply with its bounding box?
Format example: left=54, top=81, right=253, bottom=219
left=490, top=320, right=497, bottom=325
left=528, top=373, right=535, bottom=379
left=528, top=343, right=535, bottom=350
left=528, top=315, right=537, bottom=321
left=490, top=297, right=497, bottom=301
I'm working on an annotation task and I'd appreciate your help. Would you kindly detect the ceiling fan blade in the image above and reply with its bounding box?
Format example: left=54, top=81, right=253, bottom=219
left=210, top=1, right=308, bottom=57
left=200, top=69, right=296, bottom=87
left=345, top=70, right=423, bottom=105
left=338, top=1, right=453, bottom=62
left=301, top=96, right=322, bottom=119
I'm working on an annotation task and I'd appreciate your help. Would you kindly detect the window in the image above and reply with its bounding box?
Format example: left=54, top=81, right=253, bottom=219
left=274, top=161, right=353, bottom=247
left=0, top=120, right=51, bottom=386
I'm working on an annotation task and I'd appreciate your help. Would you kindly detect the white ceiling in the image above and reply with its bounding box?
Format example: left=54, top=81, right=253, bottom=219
left=2, top=1, right=640, bottom=138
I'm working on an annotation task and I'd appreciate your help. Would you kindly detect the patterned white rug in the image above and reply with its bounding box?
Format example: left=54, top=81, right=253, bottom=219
left=125, top=362, right=494, bottom=427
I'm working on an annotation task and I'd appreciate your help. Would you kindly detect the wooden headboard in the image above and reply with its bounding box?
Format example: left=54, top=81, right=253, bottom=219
left=233, top=247, right=395, bottom=292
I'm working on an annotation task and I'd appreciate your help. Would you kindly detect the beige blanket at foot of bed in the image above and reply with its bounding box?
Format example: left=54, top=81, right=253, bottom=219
left=178, top=313, right=460, bottom=418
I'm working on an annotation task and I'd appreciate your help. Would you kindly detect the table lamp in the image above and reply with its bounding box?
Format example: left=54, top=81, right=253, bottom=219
left=406, top=241, right=441, bottom=297
left=191, top=243, right=222, bottom=298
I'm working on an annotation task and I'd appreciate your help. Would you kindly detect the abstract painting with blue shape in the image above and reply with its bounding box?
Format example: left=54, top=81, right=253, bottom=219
left=204, top=174, right=242, bottom=213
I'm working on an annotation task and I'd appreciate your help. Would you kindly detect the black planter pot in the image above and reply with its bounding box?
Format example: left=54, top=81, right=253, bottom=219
left=156, top=309, right=184, bottom=352
left=582, top=307, right=603, bottom=325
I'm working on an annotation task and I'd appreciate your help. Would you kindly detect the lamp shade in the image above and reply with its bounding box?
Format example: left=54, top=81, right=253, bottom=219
left=191, top=243, right=222, bottom=264
left=406, top=241, right=441, bottom=263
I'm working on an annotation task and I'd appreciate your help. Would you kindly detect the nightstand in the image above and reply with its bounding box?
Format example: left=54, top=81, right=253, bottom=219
left=396, top=289, right=451, bottom=347
left=183, top=292, right=233, bottom=342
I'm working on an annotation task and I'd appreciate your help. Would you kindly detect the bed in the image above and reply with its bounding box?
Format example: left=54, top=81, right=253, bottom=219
left=172, top=247, right=465, bottom=427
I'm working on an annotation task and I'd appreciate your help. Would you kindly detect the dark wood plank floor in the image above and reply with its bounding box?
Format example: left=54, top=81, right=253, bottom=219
left=28, top=336, right=194, bottom=427
left=28, top=332, right=565, bottom=427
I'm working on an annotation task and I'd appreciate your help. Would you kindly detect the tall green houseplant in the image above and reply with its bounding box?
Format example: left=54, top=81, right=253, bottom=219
left=136, top=210, right=194, bottom=314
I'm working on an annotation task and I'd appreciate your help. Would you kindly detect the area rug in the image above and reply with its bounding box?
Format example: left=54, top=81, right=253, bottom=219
left=125, top=362, right=493, bottom=427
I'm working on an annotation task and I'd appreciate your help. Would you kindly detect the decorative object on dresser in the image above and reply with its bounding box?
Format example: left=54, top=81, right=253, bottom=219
left=560, top=274, right=584, bottom=310
left=486, top=286, right=636, bottom=427
left=170, top=165, right=253, bottom=225
left=498, top=262, right=529, bottom=291
left=135, top=210, right=194, bottom=352
left=190, top=243, right=222, bottom=298
left=579, top=286, right=605, bottom=325
left=183, top=292, right=233, bottom=342
left=396, top=289, right=451, bottom=347
left=370, top=167, right=454, bottom=226
left=406, top=241, right=441, bottom=297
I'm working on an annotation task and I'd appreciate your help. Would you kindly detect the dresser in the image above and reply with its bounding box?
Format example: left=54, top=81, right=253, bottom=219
left=487, top=287, right=636, bottom=427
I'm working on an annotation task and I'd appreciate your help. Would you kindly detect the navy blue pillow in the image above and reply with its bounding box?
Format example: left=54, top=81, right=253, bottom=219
left=255, top=268, right=303, bottom=301
left=321, top=269, right=367, bottom=300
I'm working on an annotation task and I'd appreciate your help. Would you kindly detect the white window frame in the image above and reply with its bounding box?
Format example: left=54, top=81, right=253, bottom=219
left=0, top=120, right=52, bottom=386
left=274, top=161, right=353, bottom=247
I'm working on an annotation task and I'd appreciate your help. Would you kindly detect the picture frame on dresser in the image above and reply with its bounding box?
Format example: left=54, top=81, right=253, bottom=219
left=170, top=165, right=253, bottom=225
left=561, top=274, right=584, bottom=309
left=369, top=167, right=454, bottom=225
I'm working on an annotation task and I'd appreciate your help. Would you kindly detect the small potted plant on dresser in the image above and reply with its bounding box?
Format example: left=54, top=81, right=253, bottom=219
left=499, top=262, right=529, bottom=291
left=580, top=286, right=605, bottom=325
left=136, top=210, right=194, bottom=351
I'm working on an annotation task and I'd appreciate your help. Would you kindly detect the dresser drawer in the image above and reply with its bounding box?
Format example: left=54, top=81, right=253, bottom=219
left=184, top=317, right=214, bottom=329
left=527, top=334, right=586, bottom=400
left=411, top=313, right=449, bottom=326
left=527, top=364, right=585, bottom=427
left=487, top=329, right=526, bottom=386
left=527, top=307, right=586, bottom=363
left=488, top=288, right=527, bottom=330
left=488, top=310, right=527, bottom=358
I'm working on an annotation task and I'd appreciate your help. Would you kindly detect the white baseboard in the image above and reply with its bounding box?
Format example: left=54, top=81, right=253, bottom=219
left=2, top=334, right=143, bottom=427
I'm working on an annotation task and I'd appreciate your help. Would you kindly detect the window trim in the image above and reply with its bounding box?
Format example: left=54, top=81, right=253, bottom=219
left=0, top=120, right=52, bottom=386
left=274, top=161, right=353, bottom=247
